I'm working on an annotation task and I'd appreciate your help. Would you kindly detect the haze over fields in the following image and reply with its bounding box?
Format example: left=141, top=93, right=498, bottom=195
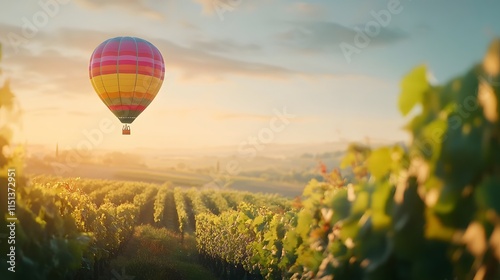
left=25, top=141, right=365, bottom=197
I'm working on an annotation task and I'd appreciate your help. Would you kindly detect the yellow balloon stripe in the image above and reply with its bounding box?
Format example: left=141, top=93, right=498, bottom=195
left=139, top=78, right=162, bottom=106
left=90, top=78, right=107, bottom=103
left=90, top=74, right=163, bottom=96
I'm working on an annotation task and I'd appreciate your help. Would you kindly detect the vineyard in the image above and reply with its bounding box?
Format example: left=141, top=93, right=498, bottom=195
left=0, top=175, right=291, bottom=279
left=1, top=38, right=500, bottom=280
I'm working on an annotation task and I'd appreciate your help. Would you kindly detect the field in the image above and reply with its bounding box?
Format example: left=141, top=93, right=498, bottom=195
left=23, top=145, right=344, bottom=198
left=0, top=175, right=292, bottom=279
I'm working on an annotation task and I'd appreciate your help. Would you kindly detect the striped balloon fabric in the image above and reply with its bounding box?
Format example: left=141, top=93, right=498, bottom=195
left=89, top=37, right=165, bottom=126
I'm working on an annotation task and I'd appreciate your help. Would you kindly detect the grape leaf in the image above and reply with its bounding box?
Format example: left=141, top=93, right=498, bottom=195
left=399, top=65, right=430, bottom=116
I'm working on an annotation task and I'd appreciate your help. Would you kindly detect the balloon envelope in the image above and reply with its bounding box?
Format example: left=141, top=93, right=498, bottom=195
left=89, top=37, right=165, bottom=124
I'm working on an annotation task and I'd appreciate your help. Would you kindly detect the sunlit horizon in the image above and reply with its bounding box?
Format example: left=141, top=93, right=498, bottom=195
left=1, top=0, right=499, bottom=150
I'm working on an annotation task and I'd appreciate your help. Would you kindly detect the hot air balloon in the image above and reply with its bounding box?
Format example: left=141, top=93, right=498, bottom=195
left=89, top=37, right=165, bottom=135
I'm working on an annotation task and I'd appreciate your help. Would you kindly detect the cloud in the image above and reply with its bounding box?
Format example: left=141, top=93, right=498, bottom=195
left=189, top=38, right=262, bottom=55
left=178, top=20, right=200, bottom=31
left=0, top=23, right=316, bottom=113
left=0, top=24, right=302, bottom=83
left=194, top=0, right=216, bottom=14
left=1, top=47, right=89, bottom=97
left=140, top=37, right=295, bottom=80
left=74, top=0, right=165, bottom=20
left=276, top=20, right=409, bottom=54
left=192, top=0, right=245, bottom=14
left=193, top=0, right=258, bottom=16
left=288, top=2, right=325, bottom=17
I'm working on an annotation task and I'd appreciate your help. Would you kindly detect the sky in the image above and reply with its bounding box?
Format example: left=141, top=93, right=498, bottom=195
left=0, top=0, right=499, bottom=151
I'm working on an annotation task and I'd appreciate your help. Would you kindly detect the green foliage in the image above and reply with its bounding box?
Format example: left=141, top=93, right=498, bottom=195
left=174, top=187, right=190, bottom=235
left=0, top=45, right=94, bottom=279
left=188, top=187, right=210, bottom=216
left=398, top=65, right=430, bottom=116
left=14, top=176, right=284, bottom=279
left=195, top=39, right=500, bottom=280
left=153, top=185, right=169, bottom=224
